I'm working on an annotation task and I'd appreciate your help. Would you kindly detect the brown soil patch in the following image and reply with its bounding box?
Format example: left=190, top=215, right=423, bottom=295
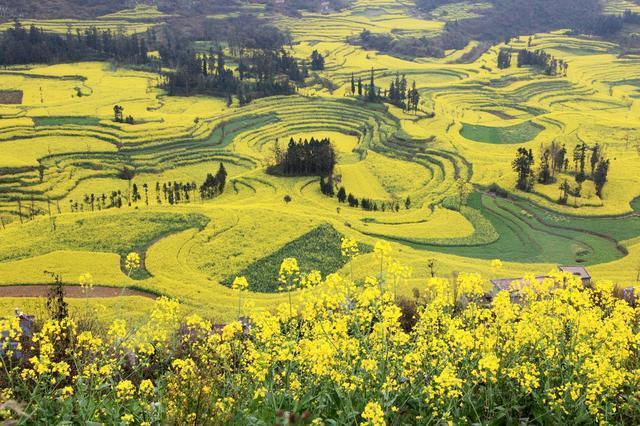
left=0, top=90, right=23, bottom=105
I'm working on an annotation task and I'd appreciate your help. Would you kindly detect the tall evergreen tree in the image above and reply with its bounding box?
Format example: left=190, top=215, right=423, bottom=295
left=367, top=68, right=376, bottom=101
left=593, top=158, right=610, bottom=198
left=513, top=148, right=535, bottom=192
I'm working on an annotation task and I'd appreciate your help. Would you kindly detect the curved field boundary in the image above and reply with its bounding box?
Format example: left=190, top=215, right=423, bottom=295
left=0, top=285, right=157, bottom=299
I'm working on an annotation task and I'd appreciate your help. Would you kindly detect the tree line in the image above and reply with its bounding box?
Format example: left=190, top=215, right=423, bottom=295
left=63, top=163, right=227, bottom=215
left=0, top=16, right=313, bottom=106
left=0, top=22, right=150, bottom=66
left=512, top=141, right=611, bottom=204
left=320, top=174, right=412, bottom=213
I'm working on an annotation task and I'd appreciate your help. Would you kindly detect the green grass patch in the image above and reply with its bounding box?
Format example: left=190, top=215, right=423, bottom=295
left=223, top=224, right=372, bottom=293
left=408, top=193, right=640, bottom=265
left=0, top=211, right=209, bottom=277
left=33, top=116, right=102, bottom=127
left=460, top=121, right=544, bottom=144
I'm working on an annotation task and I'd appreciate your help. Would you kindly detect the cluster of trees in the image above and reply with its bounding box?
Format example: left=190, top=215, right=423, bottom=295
left=162, top=47, right=302, bottom=102
left=113, top=105, right=134, bottom=124
left=270, top=137, right=337, bottom=176
left=161, top=16, right=305, bottom=103
left=1, top=16, right=305, bottom=106
left=310, top=50, right=325, bottom=71
left=0, top=22, right=150, bottom=65
left=497, top=49, right=512, bottom=69
left=513, top=142, right=611, bottom=203
left=353, top=29, right=459, bottom=59
left=516, top=49, right=568, bottom=76
left=200, top=163, right=227, bottom=200
left=349, top=70, right=421, bottom=112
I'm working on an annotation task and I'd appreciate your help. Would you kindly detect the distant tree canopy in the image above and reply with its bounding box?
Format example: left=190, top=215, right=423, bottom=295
left=264, top=0, right=351, bottom=15
left=411, top=0, right=604, bottom=57
left=577, top=10, right=640, bottom=36
left=0, top=15, right=305, bottom=104
left=270, top=137, right=337, bottom=177
left=352, top=29, right=459, bottom=58
left=0, top=22, right=150, bottom=65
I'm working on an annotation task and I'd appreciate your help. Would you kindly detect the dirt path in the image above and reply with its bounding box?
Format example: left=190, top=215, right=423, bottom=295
left=0, top=285, right=157, bottom=299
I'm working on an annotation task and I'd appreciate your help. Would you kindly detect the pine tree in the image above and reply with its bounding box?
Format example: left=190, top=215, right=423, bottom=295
left=559, top=179, right=570, bottom=204
left=538, top=149, right=552, bottom=184
left=337, top=187, right=347, bottom=203
left=367, top=68, right=376, bottom=102
left=590, top=143, right=601, bottom=177
left=513, top=148, right=535, bottom=192
left=593, top=159, right=610, bottom=198
left=214, top=162, right=228, bottom=193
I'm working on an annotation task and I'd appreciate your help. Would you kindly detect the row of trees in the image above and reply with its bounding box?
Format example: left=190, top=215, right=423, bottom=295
left=349, top=70, right=421, bottom=112
left=320, top=175, right=412, bottom=212
left=270, top=137, right=337, bottom=176
left=68, top=163, right=228, bottom=214
left=513, top=142, right=611, bottom=203
left=0, top=22, right=150, bottom=65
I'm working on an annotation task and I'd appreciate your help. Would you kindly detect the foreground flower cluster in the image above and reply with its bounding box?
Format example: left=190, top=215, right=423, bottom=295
left=0, top=248, right=639, bottom=424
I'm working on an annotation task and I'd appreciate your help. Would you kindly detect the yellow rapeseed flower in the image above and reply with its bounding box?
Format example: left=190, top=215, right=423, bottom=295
left=232, top=276, right=249, bottom=291
left=125, top=252, right=141, bottom=272
left=361, top=401, right=385, bottom=426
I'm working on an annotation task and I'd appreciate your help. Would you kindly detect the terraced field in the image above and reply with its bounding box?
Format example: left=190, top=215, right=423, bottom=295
left=1, top=0, right=640, bottom=322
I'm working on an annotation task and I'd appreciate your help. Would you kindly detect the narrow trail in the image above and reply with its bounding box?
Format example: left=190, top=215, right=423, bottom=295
left=0, top=285, right=157, bottom=299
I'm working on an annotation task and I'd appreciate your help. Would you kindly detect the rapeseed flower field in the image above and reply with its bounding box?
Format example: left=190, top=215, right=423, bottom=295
left=1, top=250, right=638, bottom=424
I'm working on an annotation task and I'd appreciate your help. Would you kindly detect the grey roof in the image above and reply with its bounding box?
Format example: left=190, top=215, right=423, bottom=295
left=558, top=266, right=591, bottom=280
left=490, top=276, right=549, bottom=292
